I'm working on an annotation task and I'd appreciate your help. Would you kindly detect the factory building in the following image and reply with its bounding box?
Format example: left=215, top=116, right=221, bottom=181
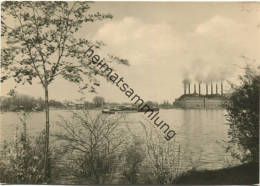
left=173, top=81, right=226, bottom=109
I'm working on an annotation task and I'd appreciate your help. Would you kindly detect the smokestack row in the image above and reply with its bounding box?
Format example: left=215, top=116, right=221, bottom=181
left=183, top=81, right=224, bottom=96
left=183, top=82, right=191, bottom=95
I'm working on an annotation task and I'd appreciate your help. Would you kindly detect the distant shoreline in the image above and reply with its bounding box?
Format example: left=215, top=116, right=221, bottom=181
left=0, top=107, right=226, bottom=113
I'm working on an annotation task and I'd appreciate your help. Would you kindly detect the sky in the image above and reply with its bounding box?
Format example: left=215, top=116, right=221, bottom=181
left=1, top=2, right=260, bottom=103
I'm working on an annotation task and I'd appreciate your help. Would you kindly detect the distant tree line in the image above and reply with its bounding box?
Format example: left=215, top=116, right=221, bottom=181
left=0, top=93, right=177, bottom=112
left=0, top=94, right=64, bottom=112
left=0, top=94, right=44, bottom=112
left=0, top=94, right=109, bottom=112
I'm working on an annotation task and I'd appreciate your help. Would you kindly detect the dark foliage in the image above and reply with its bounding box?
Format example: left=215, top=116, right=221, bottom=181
left=225, top=65, right=259, bottom=163
left=175, top=162, right=258, bottom=185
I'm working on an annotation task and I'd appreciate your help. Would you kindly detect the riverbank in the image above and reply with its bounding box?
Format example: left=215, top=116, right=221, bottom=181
left=175, top=162, right=259, bottom=185
left=0, top=109, right=238, bottom=184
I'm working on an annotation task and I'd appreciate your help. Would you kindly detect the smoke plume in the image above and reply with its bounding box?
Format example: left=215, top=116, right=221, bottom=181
left=182, top=58, right=234, bottom=83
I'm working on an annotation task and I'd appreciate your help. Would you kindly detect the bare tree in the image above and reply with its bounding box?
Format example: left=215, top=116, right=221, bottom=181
left=55, top=110, right=126, bottom=184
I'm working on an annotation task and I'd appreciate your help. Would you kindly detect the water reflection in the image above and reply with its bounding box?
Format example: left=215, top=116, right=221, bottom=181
left=0, top=109, right=237, bottom=170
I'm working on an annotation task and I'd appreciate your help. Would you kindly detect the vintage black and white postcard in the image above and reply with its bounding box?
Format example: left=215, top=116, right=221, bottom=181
left=0, top=1, right=259, bottom=185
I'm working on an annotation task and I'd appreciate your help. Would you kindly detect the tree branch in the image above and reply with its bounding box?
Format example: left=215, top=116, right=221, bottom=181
left=15, top=10, right=45, bottom=87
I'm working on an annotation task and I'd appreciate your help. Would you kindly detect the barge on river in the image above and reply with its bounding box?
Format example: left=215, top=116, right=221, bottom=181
left=102, top=105, right=159, bottom=114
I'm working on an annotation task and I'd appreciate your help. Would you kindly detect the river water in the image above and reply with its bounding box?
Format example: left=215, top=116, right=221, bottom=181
left=0, top=109, right=238, bottom=171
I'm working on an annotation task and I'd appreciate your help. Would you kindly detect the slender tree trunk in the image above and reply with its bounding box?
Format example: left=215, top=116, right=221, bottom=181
left=44, top=85, right=50, bottom=183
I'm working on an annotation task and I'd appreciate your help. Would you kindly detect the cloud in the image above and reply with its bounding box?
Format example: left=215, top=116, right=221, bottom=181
left=182, top=15, right=260, bottom=82
left=3, top=14, right=258, bottom=102
left=95, top=17, right=185, bottom=66
left=93, top=17, right=188, bottom=101
left=91, top=15, right=259, bottom=101
left=195, top=15, right=244, bottom=35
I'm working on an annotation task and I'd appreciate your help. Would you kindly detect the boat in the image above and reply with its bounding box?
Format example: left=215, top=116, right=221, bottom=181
left=111, top=107, right=122, bottom=111
left=102, top=108, right=115, bottom=114
left=116, top=105, right=137, bottom=112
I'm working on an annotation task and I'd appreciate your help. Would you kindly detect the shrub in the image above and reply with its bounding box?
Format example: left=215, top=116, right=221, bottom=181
left=122, top=136, right=145, bottom=184
left=55, top=110, right=126, bottom=184
left=0, top=112, right=61, bottom=184
left=140, top=120, right=182, bottom=184
left=225, top=65, right=259, bottom=163
left=0, top=113, right=46, bottom=183
left=124, top=118, right=182, bottom=184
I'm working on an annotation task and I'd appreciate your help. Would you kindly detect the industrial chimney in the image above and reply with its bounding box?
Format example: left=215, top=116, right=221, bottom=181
left=184, top=82, right=186, bottom=95
left=221, top=82, right=223, bottom=95
left=211, top=82, right=213, bottom=95
left=199, top=82, right=201, bottom=96
left=188, top=83, right=190, bottom=94
left=216, top=83, right=218, bottom=94
left=206, top=84, right=208, bottom=95
left=194, top=84, right=196, bottom=94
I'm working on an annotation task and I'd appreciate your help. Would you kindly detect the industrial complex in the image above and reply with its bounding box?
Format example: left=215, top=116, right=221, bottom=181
left=173, top=81, right=227, bottom=109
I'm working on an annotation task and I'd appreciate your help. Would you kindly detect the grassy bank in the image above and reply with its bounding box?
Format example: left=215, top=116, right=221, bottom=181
left=175, top=162, right=259, bottom=185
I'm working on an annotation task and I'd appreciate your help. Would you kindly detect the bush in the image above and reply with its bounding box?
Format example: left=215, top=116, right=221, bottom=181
left=124, top=118, right=182, bottom=184
left=55, top=110, right=126, bottom=184
left=140, top=120, right=182, bottom=184
left=225, top=65, right=259, bottom=163
left=0, top=112, right=61, bottom=184
left=122, top=136, right=145, bottom=184
left=0, top=113, right=46, bottom=183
